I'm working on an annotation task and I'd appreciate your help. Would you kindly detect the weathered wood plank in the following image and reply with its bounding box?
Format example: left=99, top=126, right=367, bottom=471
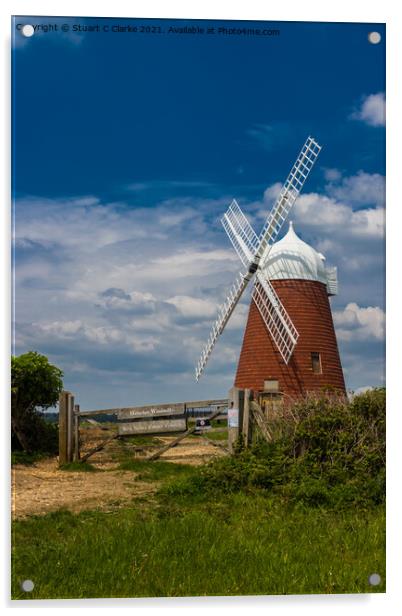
left=80, top=434, right=119, bottom=463
left=250, top=401, right=273, bottom=443
left=182, top=399, right=228, bottom=409
left=58, top=391, right=69, bottom=466
left=78, top=398, right=228, bottom=417
left=118, top=416, right=187, bottom=436
left=73, top=404, right=80, bottom=461
left=66, top=393, right=74, bottom=463
left=242, top=389, right=250, bottom=447
left=201, top=435, right=229, bottom=453
left=117, top=403, right=185, bottom=420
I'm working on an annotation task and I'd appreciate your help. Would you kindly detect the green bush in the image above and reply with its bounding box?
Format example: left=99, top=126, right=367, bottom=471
left=11, top=410, right=59, bottom=457
left=164, top=389, right=385, bottom=508
left=11, top=351, right=63, bottom=454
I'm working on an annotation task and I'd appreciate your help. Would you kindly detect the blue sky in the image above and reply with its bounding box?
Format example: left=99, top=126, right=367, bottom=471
left=12, top=17, right=385, bottom=409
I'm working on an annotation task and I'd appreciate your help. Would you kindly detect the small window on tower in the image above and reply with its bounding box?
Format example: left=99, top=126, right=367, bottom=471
left=311, top=352, right=322, bottom=374
left=264, top=380, right=279, bottom=392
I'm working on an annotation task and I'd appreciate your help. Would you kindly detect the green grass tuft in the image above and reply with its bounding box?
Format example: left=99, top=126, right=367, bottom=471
left=11, top=451, right=48, bottom=466
left=116, top=459, right=195, bottom=482
left=121, top=435, right=162, bottom=447
left=205, top=431, right=228, bottom=441
left=59, top=461, right=100, bottom=472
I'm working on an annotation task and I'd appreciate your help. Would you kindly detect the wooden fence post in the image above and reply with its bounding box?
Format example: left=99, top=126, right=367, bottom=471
left=228, top=387, right=240, bottom=454
left=74, top=404, right=80, bottom=461
left=66, top=393, right=74, bottom=463
left=242, top=388, right=250, bottom=447
left=58, top=391, right=69, bottom=466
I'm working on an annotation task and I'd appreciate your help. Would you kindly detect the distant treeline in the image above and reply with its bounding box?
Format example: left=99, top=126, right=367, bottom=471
left=45, top=408, right=224, bottom=424
left=43, top=413, right=118, bottom=424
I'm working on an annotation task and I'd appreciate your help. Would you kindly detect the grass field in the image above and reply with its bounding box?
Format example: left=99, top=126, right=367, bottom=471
left=12, top=391, right=386, bottom=600
left=11, top=460, right=385, bottom=599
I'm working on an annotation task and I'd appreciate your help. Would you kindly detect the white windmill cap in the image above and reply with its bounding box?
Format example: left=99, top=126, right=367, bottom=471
left=263, top=221, right=328, bottom=284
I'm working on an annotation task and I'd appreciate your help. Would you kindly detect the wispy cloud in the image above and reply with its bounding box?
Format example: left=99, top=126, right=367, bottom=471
left=246, top=122, right=293, bottom=152
left=126, top=180, right=215, bottom=193
left=325, top=170, right=385, bottom=208
left=350, top=92, right=385, bottom=127
left=323, top=168, right=342, bottom=182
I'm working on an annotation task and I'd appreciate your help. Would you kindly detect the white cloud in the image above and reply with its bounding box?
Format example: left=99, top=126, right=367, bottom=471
left=152, top=248, right=237, bottom=270
left=165, top=295, right=217, bottom=318
left=36, top=320, right=83, bottom=337
left=34, top=319, right=159, bottom=352
left=350, top=92, right=385, bottom=127
left=262, top=182, right=282, bottom=207
left=13, top=192, right=244, bottom=404
left=158, top=209, right=196, bottom=227
left=293, top=193, right=384, bottom=239
left=325, top=170, right=385, bottom=208
left=259, top=171, right=385, bottom=242
left=15, top=196, right=163, bottom=252
left=96, top=289, right=156, bottom=312
left=333, top=302, right=385, bottom=341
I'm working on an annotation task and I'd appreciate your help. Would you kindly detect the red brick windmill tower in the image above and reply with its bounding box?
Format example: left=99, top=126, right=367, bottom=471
left=195, top=137, right=346, bottom=398
left=234, top=220, right=345, bottom=397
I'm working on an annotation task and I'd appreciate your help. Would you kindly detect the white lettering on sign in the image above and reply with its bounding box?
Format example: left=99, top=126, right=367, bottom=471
left=117, top=405, right=185, bottom=420
left=118, top=416, right=187, bottom=436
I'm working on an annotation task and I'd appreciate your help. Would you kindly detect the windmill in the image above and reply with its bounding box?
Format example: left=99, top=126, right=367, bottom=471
left=195, top=136, right=322, bottom=383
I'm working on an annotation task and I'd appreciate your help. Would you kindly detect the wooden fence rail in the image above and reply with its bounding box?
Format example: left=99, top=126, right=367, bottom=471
left=57, top=389, right=272, bottom=465
left=77, top=399, right=228, bottom=417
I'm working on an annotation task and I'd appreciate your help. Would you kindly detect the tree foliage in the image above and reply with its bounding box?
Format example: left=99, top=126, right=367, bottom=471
left=11, top=351, right=63, bottom=453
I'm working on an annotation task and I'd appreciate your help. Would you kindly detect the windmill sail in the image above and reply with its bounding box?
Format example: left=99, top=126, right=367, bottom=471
left=194, top=136, right=321, bottom=380
left=221, top=199, right=259, bottom=268
left=257, top=136, right=321, bottom=267
left=252, top=272, right=299, bottom=364
left=195, top=271, right=251, bottom=381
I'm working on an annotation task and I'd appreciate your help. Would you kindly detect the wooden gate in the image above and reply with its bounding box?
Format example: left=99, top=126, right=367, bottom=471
left=58, top=392, right=228, bottom=465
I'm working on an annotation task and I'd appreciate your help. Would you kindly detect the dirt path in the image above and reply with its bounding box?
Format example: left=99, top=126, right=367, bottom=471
left=11, top=458, right=157, bottom=519
left=12, top=433, right=226, bottom=519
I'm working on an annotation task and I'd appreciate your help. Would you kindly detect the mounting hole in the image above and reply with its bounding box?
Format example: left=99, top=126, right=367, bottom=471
left=22, top=25, right=35, bottom=37
left=21, top=579, right=34, bottom=592
left=368, top=31, right=381, bottom=45
left=368, top=573, right=381, bottom=586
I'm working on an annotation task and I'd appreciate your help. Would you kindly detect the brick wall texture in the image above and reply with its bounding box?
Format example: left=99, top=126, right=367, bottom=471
left=234, top=279, right=346, bottom=397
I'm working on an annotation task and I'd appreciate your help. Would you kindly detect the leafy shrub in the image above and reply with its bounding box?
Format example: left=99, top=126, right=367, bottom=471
left=11, top=351, right=63, bottom=454
left=11, top=409, right=59, bottom=456
left=164, top=389, right=385, bottom=508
